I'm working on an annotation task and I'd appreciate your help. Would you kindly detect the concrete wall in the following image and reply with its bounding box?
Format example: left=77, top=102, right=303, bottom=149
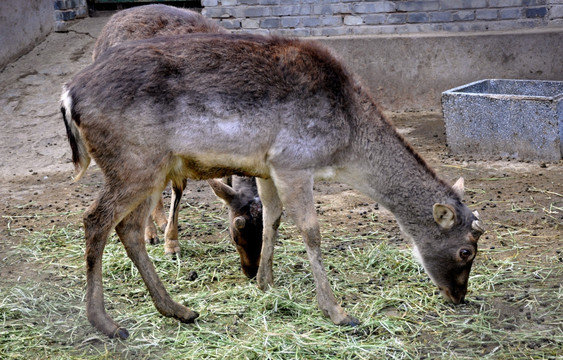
left=1, top=1, right=560, bottom=114
left=0, top=0, right=54, bottom=71
left=200, top=1, right=563, bottom=112
left=316, top=28, right=563, bottom=112
left=203, top=0, right=563, bottom=36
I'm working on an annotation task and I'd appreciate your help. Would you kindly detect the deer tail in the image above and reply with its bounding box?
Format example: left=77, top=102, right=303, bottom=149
left=61, top=87, right=90, bottom=182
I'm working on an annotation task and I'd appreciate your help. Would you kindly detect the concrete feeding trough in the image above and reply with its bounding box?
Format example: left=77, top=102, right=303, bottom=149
left=442, top=79, right=563, bottom=161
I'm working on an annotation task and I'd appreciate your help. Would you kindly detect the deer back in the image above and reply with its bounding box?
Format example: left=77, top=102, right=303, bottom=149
left=93, top=4, right=227, bottom=60
left=70, top=34, right=355, bottom=180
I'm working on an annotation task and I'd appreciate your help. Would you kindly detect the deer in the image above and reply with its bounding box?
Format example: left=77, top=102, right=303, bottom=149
left=92, top=4, right=227, bottom=60
left=61, top=33, right=485, bottom=339
left=91, top=4, right=263, bottom=277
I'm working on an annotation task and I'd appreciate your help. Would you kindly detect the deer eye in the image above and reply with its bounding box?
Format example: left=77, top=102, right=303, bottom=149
left=233, top=216, right=246, bottom=230
left=459, top=248, right=473, bottom=260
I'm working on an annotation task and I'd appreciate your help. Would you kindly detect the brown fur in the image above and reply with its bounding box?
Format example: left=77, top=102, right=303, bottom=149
left=62, top=33, right=483, bottom=339
left=92, top=5, right=263, bottom=273
left=92, top=4, right=227, bottom=60
left=208, top=176, right=263, bottom=278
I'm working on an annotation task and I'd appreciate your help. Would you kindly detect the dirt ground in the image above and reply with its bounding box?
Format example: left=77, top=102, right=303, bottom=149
left=0, top=14, right=561, bottom=348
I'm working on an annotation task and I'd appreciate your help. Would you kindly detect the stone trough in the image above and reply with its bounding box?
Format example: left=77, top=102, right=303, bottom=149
left=441, top=79, right=563, bottom=161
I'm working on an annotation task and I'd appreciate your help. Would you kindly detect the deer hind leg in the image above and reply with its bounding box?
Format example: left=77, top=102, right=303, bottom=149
left=145, top=216, right=159, bottom=245
left=144, top=195, right=168, bottom=245
left=152, top=195, right=168, bottom=232
left=255, top=178, right=283, bottom=291
left=83, top=185, right=139, bottom=339
left=164, top=178, right=187, bottom=257
left=272, top=169, right=360, bottom=326
left=115, top=190, right=199, bottom=324
left=145, top=191, right=167, bottom=245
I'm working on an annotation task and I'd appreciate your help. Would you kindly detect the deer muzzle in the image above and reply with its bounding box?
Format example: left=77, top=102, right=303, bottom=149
left=440, top=286, right=466, bottom=305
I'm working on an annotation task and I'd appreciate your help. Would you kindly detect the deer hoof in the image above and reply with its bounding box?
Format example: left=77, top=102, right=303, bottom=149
left=338, top=315, right=361, bottom=327
left=164, top=240, right=181, bottom=258
left=145, top=236, right=160, bottom=245
left=165, top=248, right=181, bottom=259
left=256, top=268, right=273, bottom=291
left=111, top=327, right=130, bottom=340
left=144, top=223, right=161, bottom=245
left=177, top=309, right=199, bottom=323
left=257, top=278, right=273, bottom=292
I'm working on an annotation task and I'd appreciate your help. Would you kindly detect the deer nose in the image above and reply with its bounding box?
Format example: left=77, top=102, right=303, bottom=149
left=242, top=265, right=258, bottom=279
left=451, top=293, right=466, bottom=305
left=440, top=287, right=466, bottom=305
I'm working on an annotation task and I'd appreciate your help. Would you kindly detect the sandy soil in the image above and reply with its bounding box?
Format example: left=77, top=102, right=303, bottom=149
left=0, top=14, right=561, bottom=342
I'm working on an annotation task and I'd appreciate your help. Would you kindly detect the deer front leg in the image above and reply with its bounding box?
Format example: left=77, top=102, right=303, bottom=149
left=256, top=178, right=283, bottom=291
left=164, top=179, right=186, bottom=257
left=274, top=170, right=360, bottom=326
left=301, top=224, right=359, bottom=326
left=116, top=192, right=199, bottom=324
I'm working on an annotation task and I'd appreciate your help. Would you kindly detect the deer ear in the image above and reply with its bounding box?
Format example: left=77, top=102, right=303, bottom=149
left=452, top=177, right=464, bottom=199
left=207, top=179, right=237, bottom=204
left=433, top=203, right=457, bottom=229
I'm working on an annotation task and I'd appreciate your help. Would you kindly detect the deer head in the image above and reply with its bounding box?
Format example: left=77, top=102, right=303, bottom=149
left=208, top=178, right=263, bottom=278
left=412, top=178, right=485, bottom=304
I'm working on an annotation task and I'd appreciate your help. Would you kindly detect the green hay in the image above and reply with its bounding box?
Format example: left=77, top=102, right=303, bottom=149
left=1, top=202, right=561, bottom=360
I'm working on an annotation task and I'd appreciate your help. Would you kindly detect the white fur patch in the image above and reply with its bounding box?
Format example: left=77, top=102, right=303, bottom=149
left=61, top=88, right=72, bottom=112
left=412, top=244, right=423, bottom=266
left=216, top=120, right=241, bottom=134
left=314, top=166, right=336, bottom=181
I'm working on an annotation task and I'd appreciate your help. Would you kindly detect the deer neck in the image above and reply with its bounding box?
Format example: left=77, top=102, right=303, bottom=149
left=339, top=96, right=455, bottom=233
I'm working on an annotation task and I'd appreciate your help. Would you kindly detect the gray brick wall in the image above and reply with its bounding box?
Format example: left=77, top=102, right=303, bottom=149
left=54, top=0, right=88, bottom=32
left=202, top=0, right=563, bottom=36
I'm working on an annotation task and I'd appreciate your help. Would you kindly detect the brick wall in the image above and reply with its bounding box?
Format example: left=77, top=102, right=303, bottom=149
left=202, top=0, right=563, bottom=36
left=54, top=0, right=88, bottom=32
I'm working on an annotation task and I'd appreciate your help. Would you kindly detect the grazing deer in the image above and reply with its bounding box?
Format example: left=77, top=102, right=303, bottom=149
left=91, top=4, right=262, bottom=276
left=208, top=176, right=263, bottom=278
left=61, top=33, right=484, bottom=339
